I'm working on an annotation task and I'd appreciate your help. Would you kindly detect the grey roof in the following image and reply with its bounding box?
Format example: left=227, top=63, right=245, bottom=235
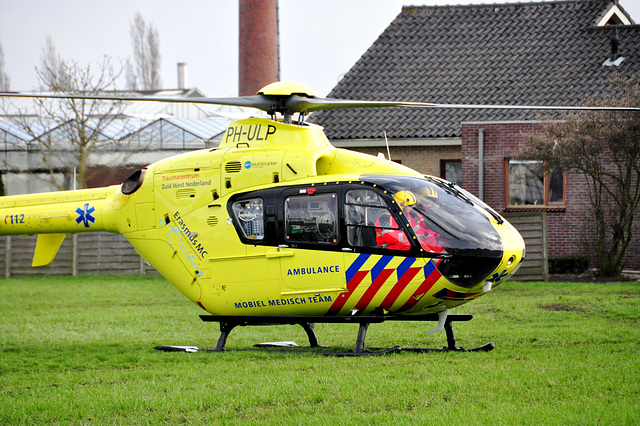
left=312, top=0, right=640, bottom=140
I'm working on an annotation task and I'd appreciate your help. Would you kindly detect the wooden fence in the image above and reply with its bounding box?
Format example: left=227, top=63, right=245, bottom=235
left=504, top=212, right=548, bottom=281
left=1, top=233, right=157, bottom=277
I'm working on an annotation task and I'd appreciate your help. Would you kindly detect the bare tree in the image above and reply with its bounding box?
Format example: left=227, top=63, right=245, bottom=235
left=128, top=12, right=162, bottom=90
left=522, top=74, right=640, bottom=277
left=0, top=37, right=10, bottom=91
left=3, top=36, right=133, bottom=190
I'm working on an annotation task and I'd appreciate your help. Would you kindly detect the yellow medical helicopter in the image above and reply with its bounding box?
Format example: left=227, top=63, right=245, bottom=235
left=1, top=82, right=631, bottom=355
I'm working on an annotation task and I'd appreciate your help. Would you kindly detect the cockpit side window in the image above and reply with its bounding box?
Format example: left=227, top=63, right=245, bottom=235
left=285, top=193, right=338, bottom=245
left=232, top=198, right=265, bottom=240
left=345, top=189, right=411, bottom=251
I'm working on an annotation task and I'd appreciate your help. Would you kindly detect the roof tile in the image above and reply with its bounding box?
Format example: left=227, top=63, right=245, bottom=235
left=313, top=0, right=640, bottom=139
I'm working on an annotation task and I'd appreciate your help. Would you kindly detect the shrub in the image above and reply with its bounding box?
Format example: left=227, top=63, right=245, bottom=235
left=549, top=256, right=589, bottom=274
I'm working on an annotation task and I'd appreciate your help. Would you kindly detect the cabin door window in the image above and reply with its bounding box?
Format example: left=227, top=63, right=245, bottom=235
left=284, top=193, right=338, bottom=245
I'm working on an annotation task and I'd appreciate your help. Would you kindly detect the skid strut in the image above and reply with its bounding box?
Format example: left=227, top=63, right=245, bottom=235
left=194, top=314, right=494, bottom=356
left=212, top=320, right=321, bottom=352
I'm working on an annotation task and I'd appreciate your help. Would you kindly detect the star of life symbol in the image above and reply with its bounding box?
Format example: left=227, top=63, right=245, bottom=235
left=75, top=203, right=96, bottom=228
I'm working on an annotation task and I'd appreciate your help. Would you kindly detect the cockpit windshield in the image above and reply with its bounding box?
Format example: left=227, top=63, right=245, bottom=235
left=363, top=175, right=504, bottom=287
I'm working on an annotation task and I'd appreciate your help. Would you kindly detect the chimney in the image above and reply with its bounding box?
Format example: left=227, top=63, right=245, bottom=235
left=177, top=62, right=189, bottom=90
left=239, top=0, right=279, bottom=96
left=603, top=28, right=625, bottom=67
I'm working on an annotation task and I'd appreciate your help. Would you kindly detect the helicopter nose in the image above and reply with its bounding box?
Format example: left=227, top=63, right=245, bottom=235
left=491, top=223, right=526, bottom=286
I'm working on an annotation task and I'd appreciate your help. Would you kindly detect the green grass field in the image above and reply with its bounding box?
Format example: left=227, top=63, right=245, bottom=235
left=1, top=275, right=639, bottom=424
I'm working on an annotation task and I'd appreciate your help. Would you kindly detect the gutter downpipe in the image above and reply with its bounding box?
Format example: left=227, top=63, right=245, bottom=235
left=478, top=128, right=485, bottom=200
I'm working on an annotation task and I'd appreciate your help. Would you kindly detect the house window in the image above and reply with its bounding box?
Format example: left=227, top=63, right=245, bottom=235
left=506, top=160, right=564, bottom=207
left=440, top=160, right=462, bottom=186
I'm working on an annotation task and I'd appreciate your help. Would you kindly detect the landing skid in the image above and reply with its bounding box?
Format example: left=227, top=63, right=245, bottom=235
left=191, top=314, right=494, bottom=356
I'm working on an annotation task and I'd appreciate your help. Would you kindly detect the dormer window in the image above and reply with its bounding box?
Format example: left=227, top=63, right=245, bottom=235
left=597, top=4, right=633, bottom=27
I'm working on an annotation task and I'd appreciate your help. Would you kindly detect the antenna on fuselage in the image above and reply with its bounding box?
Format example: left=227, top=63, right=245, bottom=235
left=384, top=131, right=391, bottom=161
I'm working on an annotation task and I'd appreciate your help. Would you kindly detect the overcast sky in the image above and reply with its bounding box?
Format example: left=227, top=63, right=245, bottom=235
left=1, top=0, right=639, bottom=97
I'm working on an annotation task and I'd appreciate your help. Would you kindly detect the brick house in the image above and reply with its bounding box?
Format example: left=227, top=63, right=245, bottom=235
left=312, top=0, right=640, bottom=276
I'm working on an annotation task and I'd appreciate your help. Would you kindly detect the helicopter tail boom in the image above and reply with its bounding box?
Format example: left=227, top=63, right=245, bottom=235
left=0, top=186, right=124, bottom=266
left=0, top=186, right=122, bottom=237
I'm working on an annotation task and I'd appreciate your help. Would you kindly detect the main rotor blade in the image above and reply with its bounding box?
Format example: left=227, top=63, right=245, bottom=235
left=290, top=95, right=640, bottom=113
left=407, top=103, right=640, bottom=112
left=0, top=92, right=275, bottom=111
left=284, top=94, right=436, bottom=112
left=286, top=95, right=640, bottom=112
left=2, top=91, right=639, bottom=112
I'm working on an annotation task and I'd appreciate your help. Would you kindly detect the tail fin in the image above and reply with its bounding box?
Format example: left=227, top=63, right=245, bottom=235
left=32, top=233, right=66, bottom=267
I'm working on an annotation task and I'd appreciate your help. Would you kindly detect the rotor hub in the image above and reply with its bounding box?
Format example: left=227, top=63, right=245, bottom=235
left=258, top=81, right=319, bottom=98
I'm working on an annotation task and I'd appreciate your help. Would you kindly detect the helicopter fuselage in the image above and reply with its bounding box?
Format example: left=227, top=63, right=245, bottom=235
left=0, top=117, right=525, bottom=318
